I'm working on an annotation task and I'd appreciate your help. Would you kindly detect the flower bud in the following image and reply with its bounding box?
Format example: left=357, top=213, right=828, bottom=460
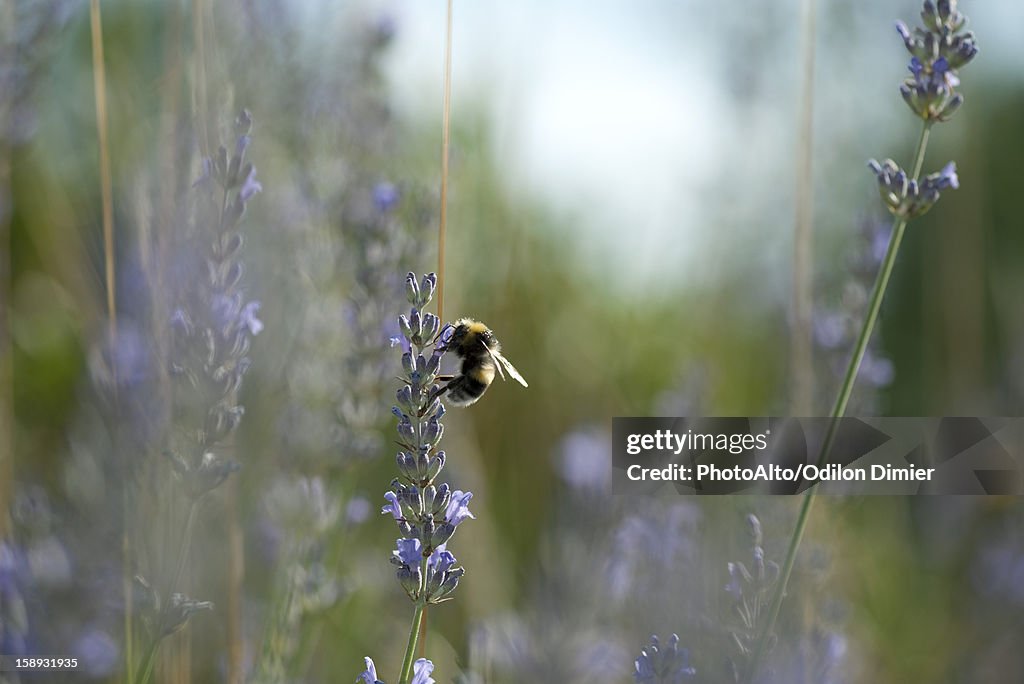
left=405, top=272, right=420, bottom=306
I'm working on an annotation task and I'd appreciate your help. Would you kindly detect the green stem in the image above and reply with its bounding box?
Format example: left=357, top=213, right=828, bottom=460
left=741, top=120, right=933, bottom=684
left=169, top=500, right=199, bottom=599
left=123, top=490, right=134, bottom=684
left=398, top=603, right=426, bottom=684
left=135, top=641, right=159, bottom=684
left=397, top=558, right=430, bottom=684
left=136, top=499, right=200, bottom=684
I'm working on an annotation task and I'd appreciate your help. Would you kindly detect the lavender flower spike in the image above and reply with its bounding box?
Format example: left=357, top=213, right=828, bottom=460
left=893, top=0, right=977, bottom=122
left=382, top=273, right=470, bottom=606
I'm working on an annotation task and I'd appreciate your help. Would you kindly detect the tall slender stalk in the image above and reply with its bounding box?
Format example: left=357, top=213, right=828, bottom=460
left=790, top=0, right=816, bottom=415
left=411, top=2, right=456, bottom=663
left=192, top=0, right=211, bottom=158
left=742, top=121, right=932, bottom=684
left=225, top=480, right=244, bottom=684
left=0, top=0, right=15, bottom=547
left=137, top=641, right=159, bottom=684
left=436, top=0, right=454, bottom=324
left=90, top=0, right=116, bottom=350
left=88, top=3, right=131, bottom=680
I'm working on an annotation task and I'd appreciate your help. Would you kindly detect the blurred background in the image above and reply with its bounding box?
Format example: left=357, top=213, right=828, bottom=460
left=2, top=0, right=1023, bottom=682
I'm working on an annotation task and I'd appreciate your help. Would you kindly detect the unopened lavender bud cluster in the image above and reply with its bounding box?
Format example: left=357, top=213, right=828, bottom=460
left=382, top=273, right=470, bottom=605
left=868, top=159, right=959, bottom=220
left=633, top=634, right=696, bottom=683
left=725, top=515, right=780, bottom=676
left=134, top=576, right=214, bottom=639
left=895, top=0, right=977, bottom=122
left=869, top=0, right=977, bottom=219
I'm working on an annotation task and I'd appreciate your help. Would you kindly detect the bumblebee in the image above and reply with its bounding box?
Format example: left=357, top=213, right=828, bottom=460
left=437, top=318, right=528, bottom=406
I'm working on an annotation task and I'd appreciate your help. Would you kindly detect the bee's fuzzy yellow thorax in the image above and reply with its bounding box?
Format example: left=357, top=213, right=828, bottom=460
left=455, top=318, right=490, bottom=334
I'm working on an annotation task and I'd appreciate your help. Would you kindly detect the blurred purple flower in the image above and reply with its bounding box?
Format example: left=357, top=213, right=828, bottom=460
left=556, top=426, right=611, bottom=491
left=0, top=542, right=25, bottom=595
left=26, top=536, right=71, bottom=589
left=813, top=312, right=847, bottom=350
left=973, top=544, right=1024, bottom=605
left=633, top=634, right=696, bottom=683
left=211, top=292, right=242, bottom=331
left=73, top=627, right=119, bottom=678
left=240, top=300, right=264, bottom=336
left=239, top=165, right=263, bottom=202
left=373, top=182, right=400, bottom=213
left=869, top=223, right=892, bottom=264
left=265, top=475, right=340, bottom=537
left=346, top=496, right=372, bottom=524
left=936, top=161, right=959, bottom=190
left=0, top=542, right=28, bottom=656
left=859, top=350, right=895, bottom=387
left=374, top=14, right=398, bottom=43
left=88, top=322, right=153, bottom=391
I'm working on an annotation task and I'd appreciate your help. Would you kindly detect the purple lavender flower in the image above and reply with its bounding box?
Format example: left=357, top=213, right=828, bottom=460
left=358, top=657, right=385, bottom=684
left=393, top=538, right=422, bottom=567
left=444, top=490, right=475, bottom=527
left=633, top=634, right=696, bottom=683
left=381, top=492, right=403, bottom=520
left=409, top=659, right=436, bottom=684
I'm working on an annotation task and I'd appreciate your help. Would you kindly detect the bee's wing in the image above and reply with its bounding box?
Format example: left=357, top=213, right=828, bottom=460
left=489, top=351, right=506, bottom=380
left=489, top=349, right=529, bottom=387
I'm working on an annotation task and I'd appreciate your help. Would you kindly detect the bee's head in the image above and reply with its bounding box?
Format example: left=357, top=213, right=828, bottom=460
left=448, top=318, right=493, bottom=354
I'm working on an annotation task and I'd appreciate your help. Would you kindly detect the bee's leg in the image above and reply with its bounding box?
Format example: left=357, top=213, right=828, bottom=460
left=430, top=381, right=453, bottom=402
left=435, top=374, right=455, bottom=382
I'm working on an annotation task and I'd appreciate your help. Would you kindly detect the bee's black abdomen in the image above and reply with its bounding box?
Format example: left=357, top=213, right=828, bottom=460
left=445, top=374, right=489, bottom=407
